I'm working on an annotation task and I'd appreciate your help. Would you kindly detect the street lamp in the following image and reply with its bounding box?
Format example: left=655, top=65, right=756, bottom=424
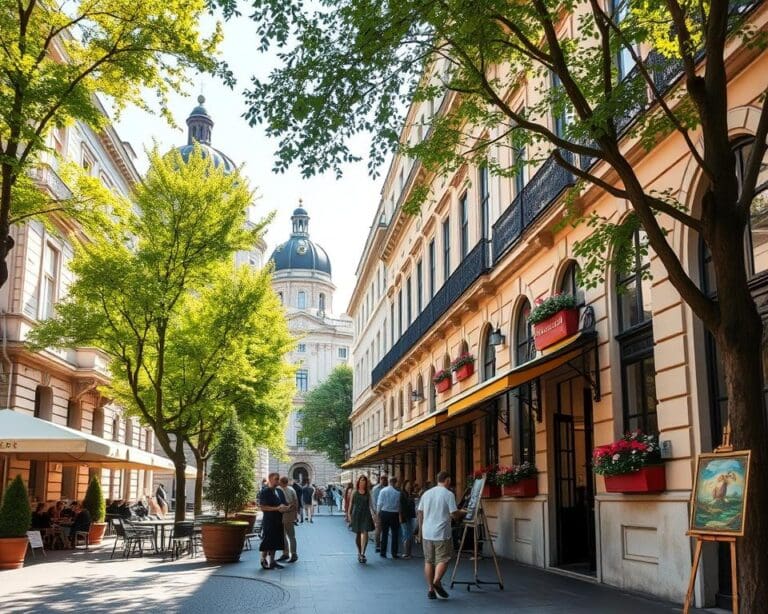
left=489, top=327, right=506, bottom=346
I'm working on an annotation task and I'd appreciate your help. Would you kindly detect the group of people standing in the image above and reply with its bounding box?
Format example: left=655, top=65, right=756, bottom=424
left=345, top=471, right=465, bottom=601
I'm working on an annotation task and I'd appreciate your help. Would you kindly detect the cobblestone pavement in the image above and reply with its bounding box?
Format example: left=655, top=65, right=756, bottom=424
left=0, top=513, right=709, bottom=613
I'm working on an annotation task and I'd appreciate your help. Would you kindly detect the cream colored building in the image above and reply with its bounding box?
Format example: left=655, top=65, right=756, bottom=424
left=268, top=206, right=353, bottom=487
left=344, top=3, right=768, bottom=608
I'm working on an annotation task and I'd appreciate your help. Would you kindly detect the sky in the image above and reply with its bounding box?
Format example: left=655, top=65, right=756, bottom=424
left=113, top=10, right=383, bottom=315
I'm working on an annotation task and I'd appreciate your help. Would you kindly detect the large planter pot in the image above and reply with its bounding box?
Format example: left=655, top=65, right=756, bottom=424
left=502, top=477, right=538, bottom=497
left=234, top=513, right=257, bottom=533
left=533, top=308, right=580, bottom=350
left=454, top=363, right=475, bottom=382
left=482, top=484, right=502, bottom=499
left=603, top=465, right=667, bottom=494
left=88, top=522, right=108, bottom=545
left=0, top=537, right=28, bottom=570
left=435, top=378, right=452, bottom=393
left=201, top=522, right=248, bottom=564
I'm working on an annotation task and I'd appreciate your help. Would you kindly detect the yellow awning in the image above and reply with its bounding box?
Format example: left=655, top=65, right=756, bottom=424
left=447, top=331, right=597, bottom=417
left=396, top=416, right=438, bottom=443
left=341, top=444, right=381, bottom=468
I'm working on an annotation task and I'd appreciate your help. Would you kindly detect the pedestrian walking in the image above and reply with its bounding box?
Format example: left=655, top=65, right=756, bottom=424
left=277, top=477, right=299, bottom=562
left=155, top=483, right=168, bottom=517
left=417, top=471, right=466, bottom=600
left=302, top=482, right=316, bottom=523
left=259, top=472, right=289, bottom=570
left=292, top=479, right=304, bottom=523
left=347, top=475, right=375, bottom=563
left=376, top=476, right=403, bottom=559
left=371, top=474, right=388, bottom=552
left=400, top=479, right=417, bottom=559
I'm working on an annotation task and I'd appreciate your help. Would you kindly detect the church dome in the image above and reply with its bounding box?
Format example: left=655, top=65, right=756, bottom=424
left=269, top=205, right=332, bottom=276
left=171, top=95, right=236, bottom=173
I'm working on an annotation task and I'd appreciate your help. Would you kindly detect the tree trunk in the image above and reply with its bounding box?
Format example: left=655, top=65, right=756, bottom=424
left=173, top=459, right=187, bottom=523
left=194, top=456, right=205, bottom=516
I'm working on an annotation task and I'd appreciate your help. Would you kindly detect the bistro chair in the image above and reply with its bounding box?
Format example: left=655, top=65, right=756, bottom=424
left=168, top=522, right=196, bottom=560
left=73, top=527, right=90, bottom=550
left=119, top=518, right=156, bottom=558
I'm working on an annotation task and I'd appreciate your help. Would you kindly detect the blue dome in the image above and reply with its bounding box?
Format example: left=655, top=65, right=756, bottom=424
left=175, top=143, right=236, bottom=174
left=269, top=204, right=332, bottom=276
left=269, top=237, right=332, bottom=276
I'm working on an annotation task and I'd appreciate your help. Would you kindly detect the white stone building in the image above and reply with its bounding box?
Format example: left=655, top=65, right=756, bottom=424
left=267, top=206, right=352, bottom=487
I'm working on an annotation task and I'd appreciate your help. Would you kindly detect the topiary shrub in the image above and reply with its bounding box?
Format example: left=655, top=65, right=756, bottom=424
left=206, top=416, right=256, bottom=519
left=83, top=476, right=106, bottom=522
left=0, top=476, right=32, bottom=538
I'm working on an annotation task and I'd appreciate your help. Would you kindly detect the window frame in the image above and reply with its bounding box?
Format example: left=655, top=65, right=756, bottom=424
left=514, top=299, right=533, bottom=366
left=460, top=192, right=469, bottom=258
left=442, top=217, right=451, bottom=282
left=296, top=368, right=309, bottom=393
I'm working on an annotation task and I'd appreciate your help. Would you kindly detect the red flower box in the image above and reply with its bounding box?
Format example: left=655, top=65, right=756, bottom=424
left=482, top=484, right=502, bottom=499
left=532, top=308, right=579, bottom=350
left=603, top=465, right=666, bottom=494
left=435, top=378, right=452, bottom=393
left=454, top=362, right=474, bottom=381
left=502, top=477, right=538, bottom=497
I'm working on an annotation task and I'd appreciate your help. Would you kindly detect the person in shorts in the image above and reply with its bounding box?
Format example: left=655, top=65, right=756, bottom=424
left=417, top=471, right=466, bottom=600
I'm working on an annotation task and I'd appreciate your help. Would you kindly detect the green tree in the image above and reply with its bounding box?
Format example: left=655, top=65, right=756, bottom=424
left=226, top=0, right=768, bottom=603
left=298, top=365, right=352, bottom=467
left=0, top=475, right=31, bottom=538
left=0, top=0, right=228, bottom=290
left=82, top=476, right=106, bottom=523
left=206, top=416, right=257, bottom=519
left=28, top=146, right=264, bottom=521
left=178, top=266, right=295, bottom=514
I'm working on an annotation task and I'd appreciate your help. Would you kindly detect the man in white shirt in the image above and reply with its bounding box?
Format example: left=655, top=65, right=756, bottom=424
left=417, top=471, right=465, bottom=600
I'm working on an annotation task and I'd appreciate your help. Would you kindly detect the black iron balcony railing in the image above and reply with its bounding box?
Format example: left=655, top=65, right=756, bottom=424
left=371, top=239, right=489, bottom=387
left=492, top=149, right=576, bottom=264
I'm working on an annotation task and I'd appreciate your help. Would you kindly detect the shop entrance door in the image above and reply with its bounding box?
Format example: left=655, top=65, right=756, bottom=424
left=553, top=380, right=596, bottom=575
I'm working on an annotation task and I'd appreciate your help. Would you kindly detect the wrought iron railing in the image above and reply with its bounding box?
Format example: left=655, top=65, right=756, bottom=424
left=371, top=240, right=489, bottom=387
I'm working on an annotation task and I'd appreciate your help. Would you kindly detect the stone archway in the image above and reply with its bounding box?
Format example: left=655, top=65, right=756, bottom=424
left=290, top=463, right=311, bottom=485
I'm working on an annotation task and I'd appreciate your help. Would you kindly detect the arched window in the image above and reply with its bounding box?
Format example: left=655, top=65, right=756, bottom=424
left=482, top=326, right=496, bottom=380
left=319, top=293, right=326, bottom=313
left=390, top=398, right=395, bottom=431
left=112, top=416, right=121, bottom=442
left=559, top=260, right=585, bottom=305
left=737, top=138, right=768, bottom=276
left=429, top=367, right=437, bottom=413
left=92, top=406, right=104, bottom=437
left=616, top=228, right=657, bottom=434
left=398, top=390, right=404, bottom=422
left=514, top=300, right=533, bottom=365
left=125, top=419, right=134, bottom=447
left=406, top=383, right=413, bottom=420
left=416, top=375, right=424, bottom=405
left=297, top=290, right=307, bottom=309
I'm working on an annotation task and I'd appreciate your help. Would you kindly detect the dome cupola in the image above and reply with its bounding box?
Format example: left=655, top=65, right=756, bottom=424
left=173, top=95, right=236, bottom=174
left=269, top=201, right=332, bottom=277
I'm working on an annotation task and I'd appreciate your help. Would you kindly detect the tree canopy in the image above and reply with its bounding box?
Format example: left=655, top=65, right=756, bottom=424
left=298, top=365, right=352, bottom=467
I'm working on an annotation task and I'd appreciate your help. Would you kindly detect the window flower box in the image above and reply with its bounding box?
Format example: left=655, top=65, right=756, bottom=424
left=482, top=484, right=502, bottom=499
left=502, top=477, right=538, bottom=497
left=433, top=369, right=452, bottom=393
left=450, top=353, right=475, bottom=381
left=469, top=465, right=502, bottom=498
left=593, top=432, right=665, bottom=494
left=603, top=465, right=666, bottom=493
left=528, top=294, right=579, bottom=350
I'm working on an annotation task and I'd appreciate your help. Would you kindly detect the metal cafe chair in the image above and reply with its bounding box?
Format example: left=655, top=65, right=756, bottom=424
left=167, top=522, right=197, bottom=560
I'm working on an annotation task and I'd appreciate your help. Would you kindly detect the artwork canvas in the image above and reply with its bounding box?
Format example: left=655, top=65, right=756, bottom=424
left=689, top=450, right=751, bottom=536
left=464, top=475, right=486, bottom=524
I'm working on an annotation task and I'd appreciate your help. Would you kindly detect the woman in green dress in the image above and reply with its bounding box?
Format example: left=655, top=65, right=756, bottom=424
left=347, top=475, right=375, bottom=563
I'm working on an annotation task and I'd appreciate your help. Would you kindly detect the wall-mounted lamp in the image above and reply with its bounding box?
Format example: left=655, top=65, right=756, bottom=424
left=411, top=390, right=424, bottom=403
left=489, top=327, right=506, bottom=346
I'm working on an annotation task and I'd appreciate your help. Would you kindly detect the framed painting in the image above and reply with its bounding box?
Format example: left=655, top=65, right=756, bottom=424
left=689, top=450, right=751, bottom=537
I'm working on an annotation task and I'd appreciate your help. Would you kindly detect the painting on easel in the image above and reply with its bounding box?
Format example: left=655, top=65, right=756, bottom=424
left=689, top=450, right=751, bottom=537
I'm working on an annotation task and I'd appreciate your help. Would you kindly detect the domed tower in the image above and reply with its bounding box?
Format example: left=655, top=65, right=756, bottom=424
left=267, top=201, right=352, bottom=487
left=269, top=203, right=335, bottom=316
left=173, top=95, right=267, bottom=268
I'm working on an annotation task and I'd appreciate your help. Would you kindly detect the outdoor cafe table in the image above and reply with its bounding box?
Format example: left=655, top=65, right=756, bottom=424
left=130, top=519, right=176, bottom=553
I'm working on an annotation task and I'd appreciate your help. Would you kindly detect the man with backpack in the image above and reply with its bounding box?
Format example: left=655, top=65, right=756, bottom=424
left=302, top=482, right=316, bottom=523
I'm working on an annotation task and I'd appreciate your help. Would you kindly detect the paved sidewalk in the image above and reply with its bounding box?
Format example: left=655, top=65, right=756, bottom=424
left=0, top=515, right=704, bottom=613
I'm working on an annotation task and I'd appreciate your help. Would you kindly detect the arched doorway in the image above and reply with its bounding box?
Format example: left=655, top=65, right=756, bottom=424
left=291, top=463, right=311, bottom=485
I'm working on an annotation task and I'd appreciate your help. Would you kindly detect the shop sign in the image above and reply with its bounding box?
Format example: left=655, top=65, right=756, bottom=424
left=0, top=440, right=19, bottom=450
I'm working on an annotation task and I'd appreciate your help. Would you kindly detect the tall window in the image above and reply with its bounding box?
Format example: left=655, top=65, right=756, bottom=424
left=483, top=326, right=496, bottom=380
left=34, top=386, right=53, bottom=421
left=485, top=404, right=499, bottom=467
left=616, top=228, right=657, bottom=433
left=397, top=289, right=403, bottom=336
left=442, top=218, right=451, bottom=281
left=516, top=386, right=537, bottom=463
left=738, top=138, right=768, bottom=276
left=319, top=293, right=326, bottom=313
left=390, top=303, right=395, bottom=343
left=610, top=0, right=635, bottom=79
left=406, top=276, right=412, bottom=325
left=416, top=260, right=423, bottom=313
left=551, top=72, right=574, bottom=139
left=559, top=260, right=585, bottom=305
left=40, top=243, right=59, bottom=320
left=278, top=292, right=284, bottom=305
left=297, top=343, right=306, bottom=353
left=429, top=367, right=437, bottom=413
left=479, top=165, right=490, bottom=240
left=460, top=192, right=469, bottom=258
left=112, top=417, right=120, bottom=442
left=513, top=135, right=526, bottom=197
left=428, top=240, right=436, bottom=298
left=296, top=369, right=309, bottom=392
left=338, top=347, right=348, bottom=359
left=515, top=299, right=533, bottom=365
left=297, top=291, right=307, bottom=309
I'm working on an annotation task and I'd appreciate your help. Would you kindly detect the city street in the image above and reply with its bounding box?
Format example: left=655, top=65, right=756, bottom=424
left=1, top=514, right=708, bottom=613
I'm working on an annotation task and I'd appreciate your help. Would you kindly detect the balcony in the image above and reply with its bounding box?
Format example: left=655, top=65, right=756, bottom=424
left=372, top=239, right=489, bottom=387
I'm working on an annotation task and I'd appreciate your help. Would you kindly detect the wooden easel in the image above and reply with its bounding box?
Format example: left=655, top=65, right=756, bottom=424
left=683, top=423, right=739, bottom=614
left=450, top=502, right=504, bottom=591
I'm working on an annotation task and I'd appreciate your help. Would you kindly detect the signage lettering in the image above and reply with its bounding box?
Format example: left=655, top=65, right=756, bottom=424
left=0, top=440, right=18, bottom=449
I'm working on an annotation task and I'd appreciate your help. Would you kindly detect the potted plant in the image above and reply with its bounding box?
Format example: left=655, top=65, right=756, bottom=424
left=498, top=462, right=539, bottom=497
left=469, top=465, right=502, bottom=499
left=528, top=294, right=579, bottom=351
left=433, top=369, right=452, bottom=393
left=0, top=475, right=32, bottom=570
left=83, top=476, right=107, bottom=545
left=593, top=431, right=666, bottom=493
left=202, top=416, right=256, bottom=563
left=450, top=353, right=475, bottom=382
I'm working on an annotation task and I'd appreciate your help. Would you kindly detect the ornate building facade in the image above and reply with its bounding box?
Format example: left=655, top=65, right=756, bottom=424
left=267, top=206, right=352, bottom=486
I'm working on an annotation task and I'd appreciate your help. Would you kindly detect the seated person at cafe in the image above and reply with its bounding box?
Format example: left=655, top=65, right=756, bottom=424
left=61, top=501, right=76, bottom=519
left=118, top=500, right=132, bottom=519
left=132, top=499, right=149, bottom=518
left=106, top=499, right=121, bottom=515
left=48, top=500, right=64, bottom=521
left=31, top=502, right=51, bottom=529
left=61, top=502, right=91, bottom=546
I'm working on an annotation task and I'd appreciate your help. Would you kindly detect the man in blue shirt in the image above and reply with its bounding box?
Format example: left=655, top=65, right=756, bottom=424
left=377, top=476, right=403, bottom=559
